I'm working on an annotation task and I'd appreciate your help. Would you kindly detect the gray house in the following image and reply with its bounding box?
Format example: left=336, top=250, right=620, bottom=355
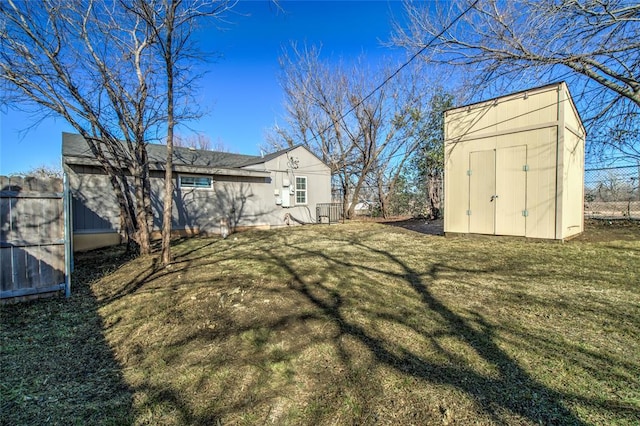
left=62, top=133, right=332, bottom=251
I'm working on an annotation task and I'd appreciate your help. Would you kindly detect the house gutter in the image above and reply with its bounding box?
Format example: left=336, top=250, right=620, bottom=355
left=63, top=156, right=270, bottom=178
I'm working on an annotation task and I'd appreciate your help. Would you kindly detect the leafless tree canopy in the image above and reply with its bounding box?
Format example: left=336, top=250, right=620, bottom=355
left=392, top=0, right=640, bottom=160
left=1, top=0, right=163, bottom=253
left=126, top=0, right=232, bottom=264
left=10, top=165, right=64, bottom=179
left=1, top=0, right=232, bottom=256
left=267, top=44, right=431, bottom=218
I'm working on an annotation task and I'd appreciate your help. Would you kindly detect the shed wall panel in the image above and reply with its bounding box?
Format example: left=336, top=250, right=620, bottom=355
left=446, top=85, right=560, bottom=142
left=562, top=130, right=584, bottom=238
left=494, top=89, right=557, bottom=132
left=445, top=107, right=487, bottom=142
left=563, top=93, right=583, bottom=137
left=443, top=144, right=470, bottom=233
left=521, top=129, right=557, bottom=239
left=495, top=145, right=527, bottom=236
left=468, top=104, right=498, bottom=138
left=468, top=150, right=496, bottom=234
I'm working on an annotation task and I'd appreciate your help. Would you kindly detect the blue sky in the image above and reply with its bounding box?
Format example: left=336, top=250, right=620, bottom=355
left=0, top=0, right=408, bottom=175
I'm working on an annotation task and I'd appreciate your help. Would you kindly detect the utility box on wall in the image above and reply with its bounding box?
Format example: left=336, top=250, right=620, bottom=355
left=444, top=82, right=586, bottom=240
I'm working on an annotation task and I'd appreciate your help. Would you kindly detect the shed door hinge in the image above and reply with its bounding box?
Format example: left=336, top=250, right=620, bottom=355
left=522, top=165, right=529, bottom=172
left=467, top=169, right=472, bottom=176
left=522, top=210, right=529, bottom=217
left=466, top=210, right=472, bottom=216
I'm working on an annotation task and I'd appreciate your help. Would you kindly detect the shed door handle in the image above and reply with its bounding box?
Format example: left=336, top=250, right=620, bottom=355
left=490, top=195, right=499, bottom=202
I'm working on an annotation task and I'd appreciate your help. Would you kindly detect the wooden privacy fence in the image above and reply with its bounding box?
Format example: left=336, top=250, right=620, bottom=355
left=1, top=175, right=71, bottom=301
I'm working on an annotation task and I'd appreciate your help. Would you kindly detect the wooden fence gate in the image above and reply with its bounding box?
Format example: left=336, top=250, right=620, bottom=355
left=1, top=175, right=71, bottom=301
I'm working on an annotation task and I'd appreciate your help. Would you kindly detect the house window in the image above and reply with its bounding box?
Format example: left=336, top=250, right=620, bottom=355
left=179, top=175, right=212, bottom=189
left=295, top=176, right=307, bottom=204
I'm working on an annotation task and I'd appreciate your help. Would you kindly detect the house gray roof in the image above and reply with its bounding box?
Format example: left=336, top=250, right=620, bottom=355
left=63, top=132, right=261, bottom=168
left=241, top=144, right=305, bottom=166
left=62, top=133, right=327, bottom=176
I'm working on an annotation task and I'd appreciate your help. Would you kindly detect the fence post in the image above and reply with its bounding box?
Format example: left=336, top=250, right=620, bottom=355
left=64, top=173, right=72, bottom=298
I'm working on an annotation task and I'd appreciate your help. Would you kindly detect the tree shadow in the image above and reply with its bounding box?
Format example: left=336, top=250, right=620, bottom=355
left=0, top=252, right=134, bottom=424
left=149, top=178, right=276, bottom=236
left=94, top=231, right=274, bottom=304
left=261, top=233, right=589, bottom=424
left=64, top=225, right=636, bottom=424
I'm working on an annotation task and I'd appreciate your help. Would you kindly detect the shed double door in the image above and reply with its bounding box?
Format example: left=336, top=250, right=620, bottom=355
left=468, top=146, right=527, bottom=236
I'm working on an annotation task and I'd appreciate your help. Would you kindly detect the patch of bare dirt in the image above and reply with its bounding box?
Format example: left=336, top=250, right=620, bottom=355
left=375, top=217, right=640, bottom=242
left=374, top=217, right=445, bottom=236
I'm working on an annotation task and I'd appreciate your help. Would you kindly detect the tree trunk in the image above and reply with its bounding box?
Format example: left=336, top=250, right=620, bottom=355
left=161, top=121, right=174, bottom=265
left=342, top=197, right=350, bottom=219
left=347, top=171, right=369, bottom=219
left=132, top=162, right=152, bottom=255
left=340, top=174, right=350, bottom=220
left=347, top=186, right=360, bottom=219
left=426, top=172, right=441, bottom=220
left=161, top=3, right=176, bottom=266
left=377, top=178, right=389, bottom=219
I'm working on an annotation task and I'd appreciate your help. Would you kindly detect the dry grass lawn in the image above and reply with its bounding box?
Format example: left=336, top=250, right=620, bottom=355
left=2, top=220, right=639, bottom=425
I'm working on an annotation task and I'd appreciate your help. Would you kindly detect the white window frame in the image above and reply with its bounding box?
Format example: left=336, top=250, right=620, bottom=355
left=295, top=176, right=307, bottom=205
left=178, top=174, right=213, bottom=190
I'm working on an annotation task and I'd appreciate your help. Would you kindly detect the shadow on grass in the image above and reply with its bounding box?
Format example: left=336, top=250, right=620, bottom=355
left=0, top=247, right=134, bottom=425
left=53, top=226, right=637, bottom=424
left=262, top=233, right=589, bottom=425
left=97, top=236, right=239, bottom=304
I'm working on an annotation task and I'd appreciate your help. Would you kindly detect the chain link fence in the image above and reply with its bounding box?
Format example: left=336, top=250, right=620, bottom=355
left=584, top=165, right=639, bottom=220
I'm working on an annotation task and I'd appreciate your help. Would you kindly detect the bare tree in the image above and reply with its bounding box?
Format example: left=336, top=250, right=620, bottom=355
left=1, top=0, right=233, bottom=260
left=1, top=0, right=162, bottom=254
left=368, top=69, right=435, bottom=218
left=174, top=134, right=213, bottom=150
left=409, top=90, right=454, bottom=220
left=392, top=0, right=640, bottom=160
left=171, top=134, right=234, bottom=151
left=268, top=44, right=428, bottom=219
left=129, top=0, right=231, bottom=265
left=10, top=164, right=63, bottom=179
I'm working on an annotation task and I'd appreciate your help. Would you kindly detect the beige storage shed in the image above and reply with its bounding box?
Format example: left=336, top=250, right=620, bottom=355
left=444, top=82, right=585, bottom=240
